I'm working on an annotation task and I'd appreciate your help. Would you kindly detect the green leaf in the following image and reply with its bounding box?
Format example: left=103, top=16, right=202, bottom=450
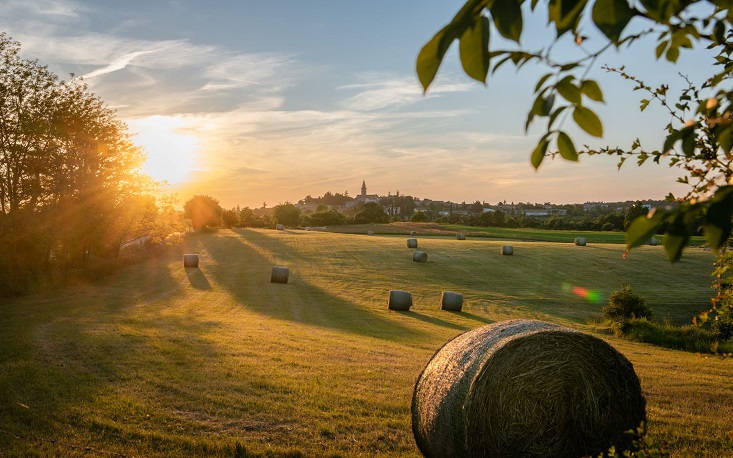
left=681, top=127, right=696, bottom=156
left=542, top=94, right=555, bottom=116
left=626, top=209, right=668, bottom=250
left=655, top=40, right=667, bottom=59
left=640, top=99, right=650, bottom=111
left=573, top=106, right=604, bottom=137
left=663, top=129, right=681, bottom=152
left=548, top=0, right=588, bottom=37
left=490, top=0, right=523, bottom=42
left=556, top=76, right=581, bottom=103
left=459, top=15, right=491, bottom=83
left=666, top=44, right=680, bottom=63
left=664, top=210, right=696, bottom=263
left=535, top=72, right=554, bottom=93
left=531, top=137, right=550, bottom=169
left=592, top=0, right=636, bottom=44
left=548, top=105, right=568, bottom=128
left=717, top=126, right=733, bottom=153
left=556, top=131, right=578, bottom=161
left=580, top=80, right=604, bottom=102
left=704, top=186, right=733, bottom=251
left=417, top=28, right=454, bottom=91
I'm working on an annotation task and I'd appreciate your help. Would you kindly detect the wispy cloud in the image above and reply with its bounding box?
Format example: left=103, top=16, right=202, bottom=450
left=338, top=73, right=475, bottom=111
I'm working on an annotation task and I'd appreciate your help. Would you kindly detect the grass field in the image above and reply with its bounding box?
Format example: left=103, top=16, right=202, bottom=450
left=1, top=228, right=732, bottom=457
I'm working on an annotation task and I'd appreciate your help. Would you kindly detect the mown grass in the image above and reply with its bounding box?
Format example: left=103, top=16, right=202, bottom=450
left=0, top=228, right=731, bottom=457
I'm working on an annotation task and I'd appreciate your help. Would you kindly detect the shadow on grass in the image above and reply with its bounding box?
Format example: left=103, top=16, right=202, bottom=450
left=196, top=230, right=424, bottom=342
left=452, top=311, right=494, bottom=325
left=393, top=310, right=468, bottom=331
left=185, top=267, right=212, bottom=290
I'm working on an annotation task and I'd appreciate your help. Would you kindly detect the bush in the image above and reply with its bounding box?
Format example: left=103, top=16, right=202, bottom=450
left=711, top=312, right=733, bottom=341
left=613, top=318, right=733, bottom=354
left=603, top=285, right=653, bottom=323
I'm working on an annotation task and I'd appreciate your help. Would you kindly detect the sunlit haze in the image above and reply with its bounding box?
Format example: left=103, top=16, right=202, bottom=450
left=1, top=1, right=716, bottom=208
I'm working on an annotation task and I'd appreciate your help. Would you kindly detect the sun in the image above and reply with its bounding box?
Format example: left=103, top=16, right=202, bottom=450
left=130, top=116, right=200, bottom=185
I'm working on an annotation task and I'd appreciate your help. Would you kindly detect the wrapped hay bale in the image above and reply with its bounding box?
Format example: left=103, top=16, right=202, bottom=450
left=270, top=266, right=289, bottom=283
left=276, top=224, right=284, bottom=231
left=456, top=233, right=466, bottom=240
left=407, top=238, right=418, bottom=248
left=575, top=237, right=587, bottom=246
left=183, top=254, right=199, bottom=268
left=413, top=251, right=429, bottom=263
left=412, top=320, right=646, bottom=458
left=388, top=290, right=412, bottom=311
left=501, top=245, right=513, bottom=255
left=440, top=291, right=463, bottom=312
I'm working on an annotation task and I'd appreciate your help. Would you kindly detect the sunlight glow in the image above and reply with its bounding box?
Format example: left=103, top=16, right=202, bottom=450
left=131, top=116, right=200, bottom=185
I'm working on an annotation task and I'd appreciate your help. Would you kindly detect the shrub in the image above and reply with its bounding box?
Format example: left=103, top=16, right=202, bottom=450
left=603, top=285, right=653, bottom=323
left=711, top=312, right=733, bottom=341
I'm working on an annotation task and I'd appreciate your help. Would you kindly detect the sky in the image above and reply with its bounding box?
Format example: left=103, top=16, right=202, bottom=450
left=0, top=1, right=718, bottom=209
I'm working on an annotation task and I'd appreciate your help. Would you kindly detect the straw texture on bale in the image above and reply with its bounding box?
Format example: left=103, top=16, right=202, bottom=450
left=276, top=224, right=284, bottom=230
left=575, top=237, right=587, bottom=246
left=407, top=238, right=418, bottom=248
left=388, top=290, right=412, bottom=311
left=270, top=266, right=289, bottom=283
left=501, top=245, right=513, bottom=255
left=413, top=251, right=428, bottom=263
left=456, top=233, right=466, bottom=240
left=440, top=291, right=463, bottom=311
left=412, top=320, right=646, bottom=458
left=183, top=254, right=199, bottom=268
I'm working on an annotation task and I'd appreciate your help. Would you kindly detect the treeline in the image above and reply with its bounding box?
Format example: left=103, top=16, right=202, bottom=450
left=0, top=34, right=184, bottom=296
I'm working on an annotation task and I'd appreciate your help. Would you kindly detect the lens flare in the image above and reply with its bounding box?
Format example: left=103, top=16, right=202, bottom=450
left=562, top=282, right=603, bottom=304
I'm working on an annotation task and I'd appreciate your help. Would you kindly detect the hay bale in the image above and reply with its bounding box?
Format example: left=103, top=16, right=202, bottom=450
left=575, top=237, right=587, bottom=246
left=456, top=233, right=466, bottom=240
left=413, top=251, right=428, bottom=263
left=388, top=290, right=412, bottom=311
left=276, top=224, right=284, bottom=231
left=407, top=238, right=418, bottom=248
left=501, top=245, right=513, bottom=255
left=649, top=237, right=660, bottom=246
left=368, top=230, right=374, bottom=235
left=270, top=266, right=289, bottom=283
left=410, top=231, right=417, bottom=235
left=183, top=254, right=199, bottom=268
left=440, top=291, right=463, bottom=312
left=412, top=320, right=646, bottom=458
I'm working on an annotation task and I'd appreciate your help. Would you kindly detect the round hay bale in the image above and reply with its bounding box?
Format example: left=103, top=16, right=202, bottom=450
left=410, top=230, right=417, bottom=235
left=367, top=230, right=374, bottom=235
left=412, top=320, right=646, bottom=458
left=456, top=233, right=466, bottom=240
left=413, top=251, right=428, bottom=263
left=501, top=245, right=513, bottom=255
left=276, top=224, right=284, bottom=231
left=388, top=290, right=412, bottom=311
left=649, top=237, right=660, bottom=246
left=407, top=238, right=418, bottom=249
left=575, top=237, right=587, bottom=246
left=270, top=266, right=289, bottom=283
left=183, top=254, right=199, bottom=268
left=440, top=291, right=463, bottom=312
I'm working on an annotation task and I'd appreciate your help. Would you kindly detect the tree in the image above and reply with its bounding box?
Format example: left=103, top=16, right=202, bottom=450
left=184, top=195, right=223, bottom=230
left=0, top=33, right=152, bottom=294
left=353, top=202, right=390, bottom=224
left=418, top=0, right=733, bottom=262
left=624, top=202, right=649, bottom=231
left=273, top=202, right=301, bottom=227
